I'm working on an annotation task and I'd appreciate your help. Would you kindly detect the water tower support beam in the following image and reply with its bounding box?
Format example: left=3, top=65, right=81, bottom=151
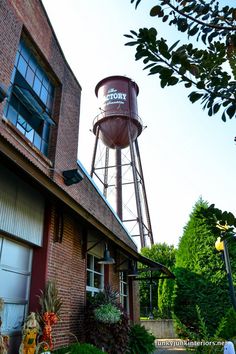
left=103, top=147, right=110, bottom=198
left=134, top=139, right=154, bottom=245
left=128, top=121, right=146, bottom=248
left=116, top=148, right=123, bottom=220
left=90, top=126, right=100, bottom=177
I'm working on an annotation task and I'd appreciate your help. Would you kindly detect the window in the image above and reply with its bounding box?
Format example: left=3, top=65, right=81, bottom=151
left=86, top=254, right=104, bottom=296
left=0, top=237, right=32, bottom=334
left=120, top=272, right=129, bottom=312
left=4, top=38, right=55, bottom=156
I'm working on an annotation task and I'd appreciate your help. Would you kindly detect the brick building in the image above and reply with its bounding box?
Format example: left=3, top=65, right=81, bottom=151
left=0, top=0, right=173, bottom=352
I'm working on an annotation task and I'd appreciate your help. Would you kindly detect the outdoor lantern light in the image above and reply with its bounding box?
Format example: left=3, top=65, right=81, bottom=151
left=98, top=243, right=115, bottom=265
left=215, top=237, right=224, bottom=252
left=127, top=262, right=139, bottom=277
left=62, top=169, right=83, bottom=186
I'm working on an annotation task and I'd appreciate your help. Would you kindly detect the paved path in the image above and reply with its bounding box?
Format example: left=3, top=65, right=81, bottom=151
left=154, top=339, right=188, bottom=353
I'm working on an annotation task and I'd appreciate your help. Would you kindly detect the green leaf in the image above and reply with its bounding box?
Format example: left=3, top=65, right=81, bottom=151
left=149, top=65, right=164, bottom=74
left=226, top=104, right=236, bottom=119
left=196, top=81, right=205, bottom=89
left=221, top=111, right=226, bottom=122
left=169, top=40, right=180, bottom=52
left=213, top=103, right=220, bottom=114
left=158, top=40, right=171, bottom=59
left=188, top=25, right=199, bottom=37
left=150, top=5, right=164, bottom=17
left=185, top=82, right=192, bottom=88
left=168, top=77, right=179, bottom=86
left=124, top=34, right=134, bottom=39
left=188, top=92, right=203, bottom=103
left=177, top=18, right=188, bottom=32
left=125, top=41, right=138, bottom=46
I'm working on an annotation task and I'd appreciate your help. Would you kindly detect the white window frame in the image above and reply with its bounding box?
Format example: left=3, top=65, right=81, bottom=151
left=119, top=272, right=129, bottom=313
left=86, top=253, right=104, bottom=296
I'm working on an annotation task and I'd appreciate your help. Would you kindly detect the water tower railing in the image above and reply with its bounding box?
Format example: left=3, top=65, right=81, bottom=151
left=93, top=110, right=143, bottom=128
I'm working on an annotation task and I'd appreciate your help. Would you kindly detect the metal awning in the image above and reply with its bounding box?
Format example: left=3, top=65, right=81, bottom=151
left=133, top=253, right=175, bottom=279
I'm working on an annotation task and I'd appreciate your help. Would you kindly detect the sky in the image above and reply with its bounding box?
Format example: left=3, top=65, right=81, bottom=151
left=42, top=0, right=236, bottom=247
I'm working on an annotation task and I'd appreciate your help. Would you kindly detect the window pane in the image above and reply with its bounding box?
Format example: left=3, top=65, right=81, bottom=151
left=17, top=55, right=27, bottom=77
left=2, top=304, right=26, bottom=333
left=42, top=122, right=50, bottom=141
left=20, top=42, right=30, bottom=62
left=41, top=141, right=48, bottom=155
left=36, top=67, right=43, bottom=81
left=29, top=55, right=37, bottom=72
left=33, top=132, right=41, bottom=150
left=87, top=254, right=93, bottom=270
left=94, top=273, right=102, bottom=289
left=46, top=94, right=53, bottom=112
left=26, top=66, right=34, bottom=87
left=25, top=127, right=34, bottom=142
left=87, top=271, right=93, bottom=287
left=17, top=115, right=27, bottom=134
left=94, top=257, right=102, bottom=273
left=40, top=85, right=48, bottom=105
left=6, top=105, right=18, bottom=125
left=33, top=76, right=41, bottom=96
left=42, top=76, right=49, bottom=90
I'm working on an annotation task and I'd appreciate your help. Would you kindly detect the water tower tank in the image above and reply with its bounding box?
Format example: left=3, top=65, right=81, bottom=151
left=93, top=76, right=143, bottom=149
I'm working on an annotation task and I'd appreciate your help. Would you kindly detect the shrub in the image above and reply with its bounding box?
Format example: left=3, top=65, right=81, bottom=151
left=127, top=324, right=156, bottom=354
left=173, top=305, right=226, bottom=353
left=94, top=303, right=121, bottom=324
left=85, top=286, right=130, bottom=354
left=53, top=342, right=106, bottom=353
left=173, top=199, right=236, bottom=337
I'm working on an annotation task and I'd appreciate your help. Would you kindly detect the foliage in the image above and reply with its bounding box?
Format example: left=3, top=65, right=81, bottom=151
left=220, top=307, right=236, bottom=340
left=196, top=203, right=236, bottom=241
left=84, top=286, right=129, bottom=354
left=126, top=324, right=156, bottom=354
left=53, top=342, right=107, bottom=354
left=94, top=303, right=121, bottom=324
left=172, top=198, right=236, bottom=337
left=158, top=277, right=175, bottom=318
left=125, top=0, right=236, bottom=122
left=139, top=243, right=176, bottom=317
left=88, top=285, right=119, bottom=306
left=173, top=305, right=227, bottom=353
left=38, top=280, right=62, bottom=319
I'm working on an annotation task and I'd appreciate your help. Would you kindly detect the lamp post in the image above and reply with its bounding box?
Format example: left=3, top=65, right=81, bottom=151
left=215, top=236, right=236, bottom=312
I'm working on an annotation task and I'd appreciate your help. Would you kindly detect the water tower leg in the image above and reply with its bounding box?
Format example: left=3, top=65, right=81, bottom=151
left=90, top=126, right=100, bottom=177
left=127, top=121, right=146, bottom=248
left=134, top=140, right=154, bottom=245
left=103, top=147, right=109, bottom=198
left=116, top=148, right=123, bottom=220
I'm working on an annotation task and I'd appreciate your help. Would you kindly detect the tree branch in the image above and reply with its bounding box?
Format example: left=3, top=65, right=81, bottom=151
left=164, top=0, right=236, bottom=31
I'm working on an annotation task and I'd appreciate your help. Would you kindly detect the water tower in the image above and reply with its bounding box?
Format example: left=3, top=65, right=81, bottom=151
left=90, top=76, right=154, bottom=248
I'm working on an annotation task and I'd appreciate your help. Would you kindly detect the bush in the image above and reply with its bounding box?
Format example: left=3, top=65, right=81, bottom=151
left=173, top=199, right=236, bottom=337
left=53, top=342, right=106, bottom=353
left=173, top=306, right=226, bottom=353
left=85, top=286, right=130, bottom=354
left=94, top=303, right=121, bottom=324
left=127, top=324, right=156, bottom=354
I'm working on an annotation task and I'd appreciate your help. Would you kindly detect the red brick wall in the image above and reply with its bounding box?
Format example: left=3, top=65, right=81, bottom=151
left=46, top=205, right=86, bottom=347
